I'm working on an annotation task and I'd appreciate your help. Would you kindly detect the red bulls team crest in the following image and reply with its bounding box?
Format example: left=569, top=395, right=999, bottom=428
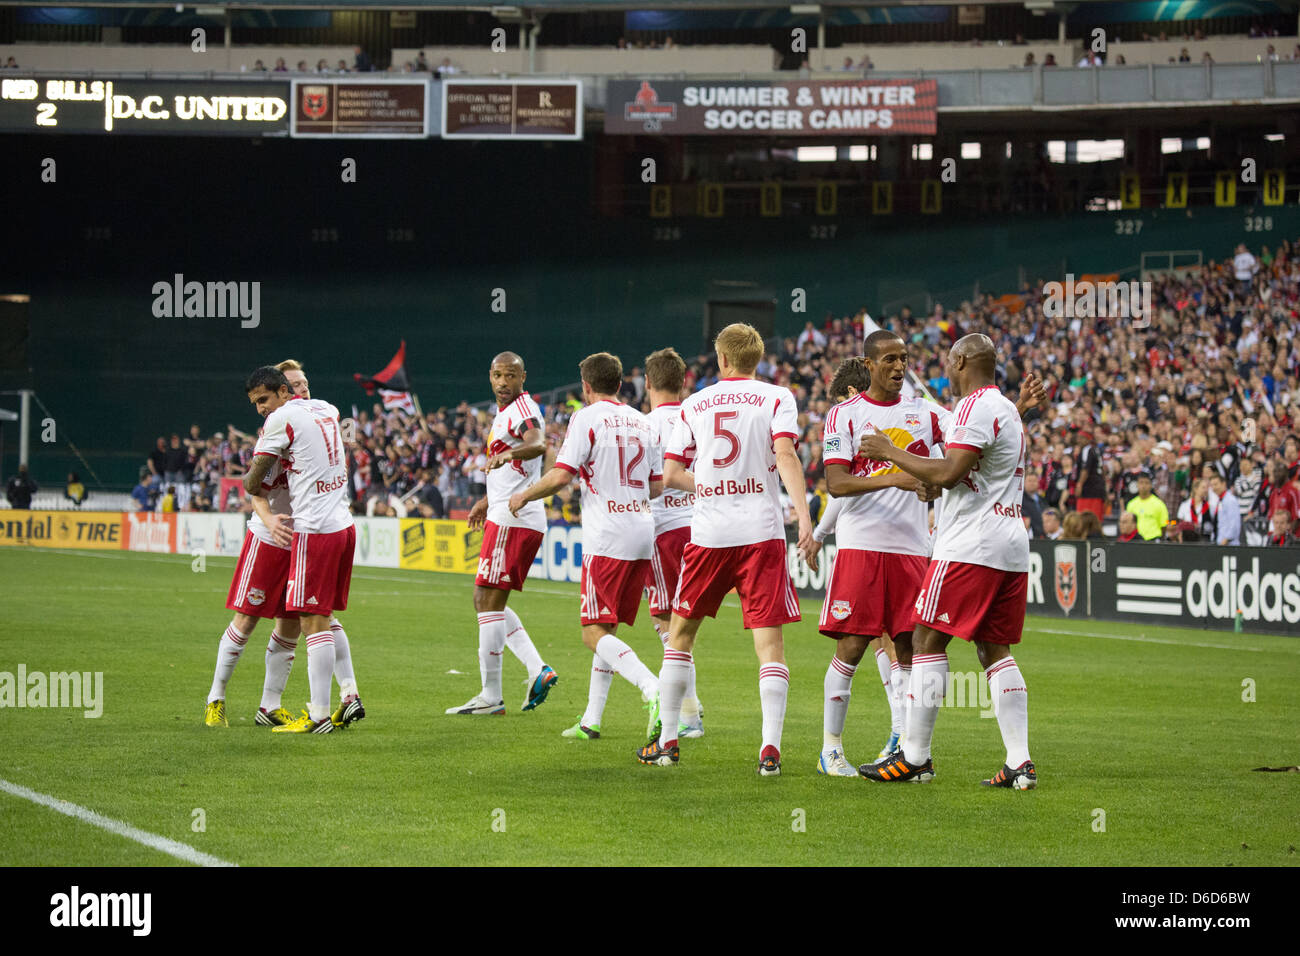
left=1053, top=543, right=1077, bottom=615
left=830, top=600, right=852, bottom=621
left=302, top=86, right=329, bottom=120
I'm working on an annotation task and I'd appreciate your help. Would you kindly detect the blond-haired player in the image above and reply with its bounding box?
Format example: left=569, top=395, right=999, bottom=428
left=637, top=324, right=816, bottom=776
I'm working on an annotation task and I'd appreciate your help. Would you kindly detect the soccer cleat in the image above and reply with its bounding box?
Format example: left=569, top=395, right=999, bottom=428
left=445, top=694, right=506, bottom=716
left=644, top=689, right=662, bottom=742
left=522, top=665, right=558, bottom=712
left=982, top=760, right=1037, bottom=790
left=817, top=748, right=857, bottom=777
left=678, top=714, right=704, bottom=739
left=255, top=706, right=295, bottom=727
left=758, top=754, right=782, bottom=777
left=331, top=695, right=365, bottom=728
left=636, top=738, right=679, bottom=767
left=875, top=731, right=902, bottom=763
left=859, top=752, right=935, bottom=783
left=203, top=699, right=228, bottom=728
left=271, top=710, right=334, bottom=734
left=561, top=719, right=601, bottom=740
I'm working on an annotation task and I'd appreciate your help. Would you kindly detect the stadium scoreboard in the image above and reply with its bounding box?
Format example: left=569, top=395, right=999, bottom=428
left=0, top=77, right=291, bottom=134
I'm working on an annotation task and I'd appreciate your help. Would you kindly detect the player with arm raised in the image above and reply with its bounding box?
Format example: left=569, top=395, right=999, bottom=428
left=242, top=366, right=357, bottom=735
left=858, top=333, right=1036, bottom=788
left=509, top=352, right=662, bottom=738
left=636, top=323, right=815, bottom=776
left=640, top=347, right=704, bottom=740
left=446, top=352, right=557, bottom=716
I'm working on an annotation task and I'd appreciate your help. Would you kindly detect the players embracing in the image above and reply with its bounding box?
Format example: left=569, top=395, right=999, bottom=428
left=859, top=333, right=1037, bottom=789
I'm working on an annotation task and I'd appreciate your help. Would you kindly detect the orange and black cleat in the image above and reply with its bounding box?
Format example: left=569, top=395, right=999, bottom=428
left=859, top=751, right=935, bottom=783
left=636, top=738, right=679, bottom=767
left=982, top=760, right=1037, bottom=790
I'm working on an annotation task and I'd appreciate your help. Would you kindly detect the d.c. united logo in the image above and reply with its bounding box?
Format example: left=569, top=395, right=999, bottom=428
left=1054, top=543, right=1077, bottom=615
left=302, top=86, right=329, bottom=120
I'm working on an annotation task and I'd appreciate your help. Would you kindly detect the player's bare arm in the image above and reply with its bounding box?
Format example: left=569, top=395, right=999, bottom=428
left=467, top=496, right=488, bottom=530
left=509, top=466, right=573, bottom=516
left=663, top=458, right=696, bottom=494
left=1015, top=371, right=1047, bottom=418
left=242, top=453, right=275, bottom=496
left=489, top=425, right=544, bottom=471
left=859, top=431, right=980, bottom=490
left=249, top=493, right=293, bottom=547
left=825, top=462, right=924, bottom=498
left=649, top=478, right=664, bottom=500
left=774, top=436, right=815, bottom=566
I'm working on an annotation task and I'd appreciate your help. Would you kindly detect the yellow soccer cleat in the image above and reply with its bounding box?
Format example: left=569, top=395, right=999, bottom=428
left=255, top=706, right=296, bottom=727
left=203, top=699, right=228, bottom=728
left=271, top=709, right=334, bottom=735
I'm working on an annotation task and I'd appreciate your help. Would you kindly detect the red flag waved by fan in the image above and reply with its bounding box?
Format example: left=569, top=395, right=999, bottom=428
left=354, top=341, right=415, bottom=414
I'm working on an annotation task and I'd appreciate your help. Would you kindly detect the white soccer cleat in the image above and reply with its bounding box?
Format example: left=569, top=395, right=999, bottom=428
left=445, top=694, right=506, bottom=716
left=817, top=748, right=857, bottom=777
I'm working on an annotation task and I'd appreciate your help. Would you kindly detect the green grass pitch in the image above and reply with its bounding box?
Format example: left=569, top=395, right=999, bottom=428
left=1, top=547, right=1296, bottom=867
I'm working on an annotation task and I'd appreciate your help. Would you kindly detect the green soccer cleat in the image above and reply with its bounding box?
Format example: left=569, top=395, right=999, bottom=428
left=203, top=699, right=228, bottom=728
left=644, top=688, right=662, bottom=742
left=561, top=719, right=601, bottom=740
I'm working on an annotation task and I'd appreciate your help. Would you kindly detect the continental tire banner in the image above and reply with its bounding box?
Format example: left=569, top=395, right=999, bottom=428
left=0, top=511, right=124, bottom=548
left=789, top=527, right=1300, bottom=636
left=606, top=78, right=937, bottom=136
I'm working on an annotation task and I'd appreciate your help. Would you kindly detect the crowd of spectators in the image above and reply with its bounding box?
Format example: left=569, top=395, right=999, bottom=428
left=113, top=234, right=1300, bottom=547
left=243, top=50, right=462, bottom=76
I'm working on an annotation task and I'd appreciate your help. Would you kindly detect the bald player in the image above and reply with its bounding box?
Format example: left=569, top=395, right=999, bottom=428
left=858, top=334, right=1036, bottom=789
left=446, top=351, right=558, bottom=716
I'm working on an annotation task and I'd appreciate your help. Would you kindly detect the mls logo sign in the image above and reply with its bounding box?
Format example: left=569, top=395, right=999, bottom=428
left=301, top=85, right=329, bottom=120
left=1054, top=543, right=1078, bottom=615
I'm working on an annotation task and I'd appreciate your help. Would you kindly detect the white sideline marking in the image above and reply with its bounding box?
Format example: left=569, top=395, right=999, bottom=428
left=1030, top=627, right=1267, bottom=652
left=0, top=778, right=238, bottom=868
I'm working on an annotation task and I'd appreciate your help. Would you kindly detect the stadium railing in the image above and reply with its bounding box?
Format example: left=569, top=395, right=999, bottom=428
left=5, top=63, right=1294, bottom=110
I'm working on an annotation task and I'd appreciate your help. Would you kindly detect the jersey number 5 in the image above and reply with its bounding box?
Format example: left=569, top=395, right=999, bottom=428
left=713, top=411, right=741, bottom=468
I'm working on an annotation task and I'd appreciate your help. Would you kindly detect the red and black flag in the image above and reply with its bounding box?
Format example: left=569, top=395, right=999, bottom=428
left=354, top=340, right=416, bottom=414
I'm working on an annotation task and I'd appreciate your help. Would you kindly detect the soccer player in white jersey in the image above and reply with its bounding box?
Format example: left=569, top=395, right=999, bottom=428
left=637, top=323, right=816, bottom=776
left=203, top=359, right=363, bottom=730
left=640, top=347, right=704, bottom=739
left=810, top=350, right=942, bottom=775
left=859, top=334, right=1037, bottom=788
left=240, top=366, right=357, bottom=734
left=446, top=352, right=557, bottom=716
left=509, top=352, right=663, bottom=738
